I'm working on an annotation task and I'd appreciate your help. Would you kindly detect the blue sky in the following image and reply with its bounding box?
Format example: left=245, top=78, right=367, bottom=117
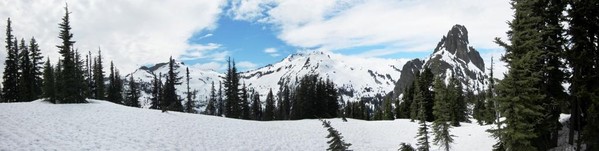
left=0, top=0, right=512, bottom=76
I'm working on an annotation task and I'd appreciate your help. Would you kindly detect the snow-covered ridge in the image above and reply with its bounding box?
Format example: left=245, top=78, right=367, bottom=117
left=240, top=50, right=409, bottom=101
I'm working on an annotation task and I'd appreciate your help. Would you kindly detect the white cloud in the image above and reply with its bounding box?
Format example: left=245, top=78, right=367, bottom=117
left=263, top=47, right=280, bottom=57
left=229, top=0, right=512, bottom=56
left=190, top=62, right=225, bottom=71
left=0, top=0, right=226, bottom=74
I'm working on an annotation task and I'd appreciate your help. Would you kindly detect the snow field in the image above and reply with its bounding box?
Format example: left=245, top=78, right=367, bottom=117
left=0, top=99, right=495, bottom=150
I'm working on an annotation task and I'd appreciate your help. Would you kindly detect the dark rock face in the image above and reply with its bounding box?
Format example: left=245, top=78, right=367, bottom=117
left=390, top=24, right=487, bottom=99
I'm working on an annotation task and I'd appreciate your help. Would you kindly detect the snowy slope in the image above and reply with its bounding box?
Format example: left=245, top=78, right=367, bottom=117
left=241, top=51, right=409, bottom=101
left=0, top=100, right=496, bottom=150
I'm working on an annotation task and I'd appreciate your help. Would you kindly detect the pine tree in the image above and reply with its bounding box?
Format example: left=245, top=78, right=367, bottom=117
left=399, top=82, right=415, bottom=119
left=567, top=0, right=599, bottom=149
left=29, top=37, right=43, bottom=98
left=263, top=88, right=275, bottom=121
left=56, top=5, right=85, bottom=103
left=398, top=143, right=416, bottom=151
left=240, top=83, right=250, bottom=119
left=491, top=0, right=547, bottom=150
left=432, top=75, right=454, bottom=151
left=107, top=61, right=123, bottom=104
left=447, top=75, right=467, bottom=126
left=125, top=76, right=140, bottom=107
left=320, top=119, right=351, bottom=151
left=483, top=57, right=497, bottom=125
left=93, top=49, right=105, bottom=100
left=42, top=58, right=56, bottom=103
left=184, top=67, right=195, bottom=113
left=224, top=58, right=241, bottom=118
left=251, top=90, right=262, bottom=120
left=409, top=71, right=421, bottom=122
left=416, top=91, right=430, bottom=151
left=161, top=57, right=183, bottom=112
left=217, top=81, right=224, bottom=116
left=149, top=73, right=160, bottom=109
left=18, top=38, right=35, bottom=102
left=2, top=18, right=19, bottom=103
left=204, top=81, right=217, bottom=115
left=383, top=97, right=394, bottom=120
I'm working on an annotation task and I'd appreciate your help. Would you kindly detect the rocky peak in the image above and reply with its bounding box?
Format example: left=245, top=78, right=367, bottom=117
left=433, top=24, right=484, bottom=71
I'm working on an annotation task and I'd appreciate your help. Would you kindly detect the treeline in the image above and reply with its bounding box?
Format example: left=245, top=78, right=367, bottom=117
left=1, top=5, right=143, bottom=108
left=202, top=59, right=340, bottom=121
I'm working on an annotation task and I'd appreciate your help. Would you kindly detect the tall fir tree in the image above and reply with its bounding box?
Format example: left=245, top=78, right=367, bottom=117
left=107, top=61, right=123, bottom=104
left=93, top=49, right=105, bottom=100
left=224, top=57, right=241, bottom=118
left=29, top=37, right=43, bottom=98
left=320, top=119, right=352, bottom=151
left=160, top=57, right=183, bottom=112
left=56, top=5, right=85, bottom=103
left=567, top=0, right=599, bottom=149
left=416, top=85, right=430, bottom=151
left=432, top=74, right=454, bottom=151
left=491, top=0, right=547, bottom=150
left=184, top=67, right=195, bottom=113
left=240, top=83, right=250, bottom=119
left=263, top=89, right=275, bottom=121
left=149, top=73, right=162, bottom=110
left=447, top=75, right=467, bottom=126
left=18, top=38, right=35, bottom=102
left=125, top=76, right=140, bottom=107
left=217, top=81, right=224, bottom=116
left=251, top=90, right=262, bottom=120
left=205, top=81, right=217, bottom=115
left=3, top=18, right=19, bottom=103
left=42, top=58, right=56, bottom=103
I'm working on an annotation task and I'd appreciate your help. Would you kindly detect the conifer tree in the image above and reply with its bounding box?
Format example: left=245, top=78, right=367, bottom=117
left=93, top=49, right=105, bottom=100
left=432, top=75, right=454, bottom=151
left=29, top=37, right=43, bottom=98
left=18, top=38, right=35, bottom=102
left=398, top=82, right=415, bottom=119
left=125, top=76, right=140, bottom=107
left=224, top=58, right=241, bottom=118
left=107, top=61, right=123, bottom=104
left=409, top=71, right=421, bottom=122
left=251, top=90, right=262, bottom=120
left=149, top=73, right=160, bottom=109
left=320, top=119, right=351, bottom=151
left=567, top=0, right=599, bottom=149
left=184, top=67, right=195, bottom=113
left=204, top=81, right=217, bottom=115
left=416, top=90, right=430, bottom=151
left=491, top=0, right=547, bottom=150
left=240, top=83, right=250, bottom=119
left=2, top=18, right=19, bottom=103
left=42, top=58, right=56, bottom=103
left=56, top=4, right=85, bottom=103
left=217, top=81, right=224, bottom=116
left=161, top=57, right=183, bottom=112
left=398, top=143, right=416, bottom=151
left=447, top=75, right=467, bottom=126
left=383, top=97, right=394, bottom=120
left=263, top=89, right=275, bottom=121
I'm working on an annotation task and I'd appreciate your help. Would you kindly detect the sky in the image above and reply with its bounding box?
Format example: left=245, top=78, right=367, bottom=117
left=0, top=0, right=512, bottom=79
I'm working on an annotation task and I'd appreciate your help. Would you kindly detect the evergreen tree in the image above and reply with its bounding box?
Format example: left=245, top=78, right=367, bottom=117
left=491, top=0, right=547, bottom=150
left=2, top=18, right=19, bottom=103
left=432, top=75, right=454, bottom=151
left=93, top=49, right=105, bottom=100
left=398, top=82, right=415, bottom=119
left=149, top=73, right=160, bottom=109
left=56, top=5, right=85, bottom=103
left=42, top=58, right=56, bottom=103
left=224, top=58, right=241, bottom=118
left=29, top=37, right=43, bottom=98
left=419, top=68, right=435, bottom=122
left=567, top=0, right=599, bottom=149
left=263, top=89, right=275, bottom=121
left=160, top=57, right=183, bottom=112
left=107, top=61, right=123, bottom=104
left=409, top=71, right=421, bottom=122
left=217, top=81, right=224, bottom=116
left=416, top=89, right=430, bottom=151
left=184, top=67, right=195, bottom=113
left=398, top=143, right=416, bottom=151
left=125, top=76, right=140, bottom=107
left=18, top=38, right=35, bottom=102
left=383, top=97, right=394, bottom=120
left=204, top=81, right=217, bottom=115
left=240, top=83, right=250, bottom=119
left=320, top=119, right=351, bottom=151
left=251, top=90, right=262, bottom=120
left=447, top=75, right=467, bottom=126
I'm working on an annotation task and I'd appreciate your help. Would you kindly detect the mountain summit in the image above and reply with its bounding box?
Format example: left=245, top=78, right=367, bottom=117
left=393, top=24, right=487, bottom=97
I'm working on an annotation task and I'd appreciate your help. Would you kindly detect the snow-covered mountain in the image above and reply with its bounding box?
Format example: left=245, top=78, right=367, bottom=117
left=125, top=61, right=222, bottom=109
left=392, top=24, right=488, bottom=98
left=240, top=51, right=409, bottom=101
